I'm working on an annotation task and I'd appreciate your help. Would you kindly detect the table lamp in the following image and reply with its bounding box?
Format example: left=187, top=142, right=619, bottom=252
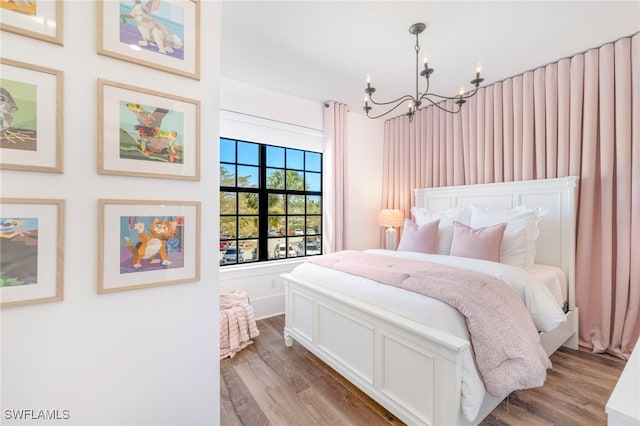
left=378, top=209, right=404, bottom=250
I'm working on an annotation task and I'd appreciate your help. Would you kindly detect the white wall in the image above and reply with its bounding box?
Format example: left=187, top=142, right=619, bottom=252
left=220, top=78, right=323, bottom=130
left=219, top=78, right=384, bottom=319
left=0, top=2, right=220, bottom=425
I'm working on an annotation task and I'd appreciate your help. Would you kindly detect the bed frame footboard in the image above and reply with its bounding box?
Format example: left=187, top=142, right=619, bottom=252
left=283, top=273, right=472, bottom=426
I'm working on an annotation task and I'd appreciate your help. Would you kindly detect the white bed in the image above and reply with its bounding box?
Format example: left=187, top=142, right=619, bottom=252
left=282, top=176, right=579, bottom=425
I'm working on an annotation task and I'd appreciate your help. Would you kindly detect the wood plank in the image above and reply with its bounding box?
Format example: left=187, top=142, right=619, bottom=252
left=219, top=372, right=244, bottom=426
left=220, top=355, right=270, bottom=426
left=233, top=349, right=319, bottom=425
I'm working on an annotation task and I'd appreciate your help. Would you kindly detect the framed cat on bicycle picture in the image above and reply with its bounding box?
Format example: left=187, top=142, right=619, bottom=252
left=98, top=198, right=200, bottom=294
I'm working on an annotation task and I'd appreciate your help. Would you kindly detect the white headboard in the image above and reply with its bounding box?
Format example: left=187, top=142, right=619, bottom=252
left=414, top=176, right=579, bottom=310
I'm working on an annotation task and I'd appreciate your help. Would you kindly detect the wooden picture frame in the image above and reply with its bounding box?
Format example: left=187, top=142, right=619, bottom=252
left=98, top=79, right=200, bottom=180
left=0, top=0, right=63, bottom=45
left=0, top=58, right=63, bottom=173
left=0, top=198, right=64, bottom=308
left=97, top=0, right=200, bottom=80
left=98, top=199, right=200, bottom=294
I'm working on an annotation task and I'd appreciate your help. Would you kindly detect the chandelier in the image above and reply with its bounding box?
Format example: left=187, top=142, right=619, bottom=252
left=363, top=22, right=484, bottom=120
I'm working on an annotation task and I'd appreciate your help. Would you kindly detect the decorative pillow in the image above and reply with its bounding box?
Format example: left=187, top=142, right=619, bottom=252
left=469, top=205, right=548, bottom=267
left=397, top=218, right=440, bottom=254
left=411, top=206, right=472, bottom=255
left=449, top=221, right=507, bottom=262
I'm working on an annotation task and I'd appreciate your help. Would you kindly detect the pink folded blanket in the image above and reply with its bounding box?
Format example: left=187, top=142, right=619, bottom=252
left=220, top=290, right=260, bottom=359
left=309, top=250, right=551, bottom=398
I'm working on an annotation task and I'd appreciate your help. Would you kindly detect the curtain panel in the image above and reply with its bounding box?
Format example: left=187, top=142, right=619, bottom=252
left=381, top=33, right=640, bottom=359
left=323, top=102, right=349, bottom=253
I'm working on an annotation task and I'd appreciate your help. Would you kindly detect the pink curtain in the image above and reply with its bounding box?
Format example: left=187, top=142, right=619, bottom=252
left=381, top=33, right=640, bottom=359
left=323, top=102, right=348, bottom=253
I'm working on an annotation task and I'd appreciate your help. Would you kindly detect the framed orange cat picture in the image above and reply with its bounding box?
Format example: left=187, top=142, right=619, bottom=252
left=98, top=199, right=200, bottom=294
left=98, top=79, right=200, bottom=181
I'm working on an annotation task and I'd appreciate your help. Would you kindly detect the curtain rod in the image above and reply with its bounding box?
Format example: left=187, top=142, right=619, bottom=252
left=491, top=31, right=639, bottom=86
left=324, top=101, right=350, bottom=112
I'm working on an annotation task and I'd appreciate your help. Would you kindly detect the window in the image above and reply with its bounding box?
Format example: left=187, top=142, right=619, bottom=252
left=220, top=137, right=322, bottom=266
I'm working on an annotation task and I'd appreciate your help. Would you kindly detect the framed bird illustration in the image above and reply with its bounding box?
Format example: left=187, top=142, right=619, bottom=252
left=98, top=79, right=200, bottom=180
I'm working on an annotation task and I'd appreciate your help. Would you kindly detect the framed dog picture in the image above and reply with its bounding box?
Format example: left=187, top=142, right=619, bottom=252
left=97, top=0, right=200, bottom=80
left=0, top=58, right=64, bottom=173
left=1, top=198, right=64, bottom=308
left=98, top=79, right=200, bottom=180
left=98, top=199, right=200, bottom=294
left=0, top=0, right=63, bottom=45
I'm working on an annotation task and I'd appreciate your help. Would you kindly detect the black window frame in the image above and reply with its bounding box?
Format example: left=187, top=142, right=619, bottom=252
left=220, top=137, right=323, bottom=266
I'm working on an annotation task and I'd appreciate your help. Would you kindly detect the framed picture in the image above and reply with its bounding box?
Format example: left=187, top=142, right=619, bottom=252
left=0, top=0, right=63, bottom=45
left=97, top=0, right=200, bottom=80
left=98, top=79, right=200, bottom=180
left=98, top=199, right=200, bottom=294
left=0, top=58, right=63, bottom=173
left=0, top=198, right=64, bottom=308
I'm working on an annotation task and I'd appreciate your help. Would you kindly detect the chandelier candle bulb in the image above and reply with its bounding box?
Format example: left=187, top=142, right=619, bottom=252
left=363, top=94, right=372, bottom=113
left=476, top=63, right=482, bottom=77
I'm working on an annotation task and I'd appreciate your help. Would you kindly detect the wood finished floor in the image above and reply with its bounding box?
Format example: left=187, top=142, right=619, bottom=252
left=220, top=315, right=626, bottom=426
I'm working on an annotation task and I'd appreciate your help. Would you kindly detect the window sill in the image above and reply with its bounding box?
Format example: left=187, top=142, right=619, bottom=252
left=219, top=257, right=307, bottom=281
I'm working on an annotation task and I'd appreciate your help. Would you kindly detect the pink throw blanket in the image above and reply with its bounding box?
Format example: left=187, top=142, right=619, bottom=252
left=220, top=290, right=260, bottom=359
left=309, top=250, right=551, bottom=398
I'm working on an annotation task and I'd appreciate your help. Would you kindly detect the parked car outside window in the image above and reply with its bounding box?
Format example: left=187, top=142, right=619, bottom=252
left=221, top=246, right=239, bottom=264
left=274, top=243, right=297, bottom=258
left=305, top=241, right=321, bottom=255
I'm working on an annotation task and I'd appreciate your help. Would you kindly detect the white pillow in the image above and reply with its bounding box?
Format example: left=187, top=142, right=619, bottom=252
left=412, top=206, right=472, bottom=255
left=469, top=205, right=548, bottom=268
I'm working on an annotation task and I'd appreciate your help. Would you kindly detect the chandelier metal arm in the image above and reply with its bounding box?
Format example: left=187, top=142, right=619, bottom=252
left=368, top=93, right=416, bottom=107
left=418, top=85, right=480, bottom=103
left=365, top=98, right=417, bottom=120
left=420, top=96, right=464, bottom=114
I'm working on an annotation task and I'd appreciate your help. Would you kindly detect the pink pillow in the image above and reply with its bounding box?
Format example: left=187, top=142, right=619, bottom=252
left=397, top=218, right=440, bottom=254
left=449, top=221, right=507, bottom=262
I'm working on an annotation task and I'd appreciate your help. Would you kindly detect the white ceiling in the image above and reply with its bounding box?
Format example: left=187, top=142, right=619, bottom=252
left=220, top=1, right=640, bottom=117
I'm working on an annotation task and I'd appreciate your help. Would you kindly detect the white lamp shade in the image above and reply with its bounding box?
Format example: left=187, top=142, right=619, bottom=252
left=377, top=209, right=404, bottom=227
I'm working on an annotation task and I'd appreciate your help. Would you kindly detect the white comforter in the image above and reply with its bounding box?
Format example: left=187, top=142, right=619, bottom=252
left=290, top=249, right=566, bottom=422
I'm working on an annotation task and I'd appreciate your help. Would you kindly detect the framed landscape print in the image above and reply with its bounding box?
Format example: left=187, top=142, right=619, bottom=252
left=98, top=79, right=200, bottom=180
left=0, top=58, right=63, bottom=173
left=98, top=199, right=200, bottom=294
left=0, top=0, right=63, bottom=45
left=97, top=0, right=200, bottom=80
left=0, top=198, right=64, bottom=308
